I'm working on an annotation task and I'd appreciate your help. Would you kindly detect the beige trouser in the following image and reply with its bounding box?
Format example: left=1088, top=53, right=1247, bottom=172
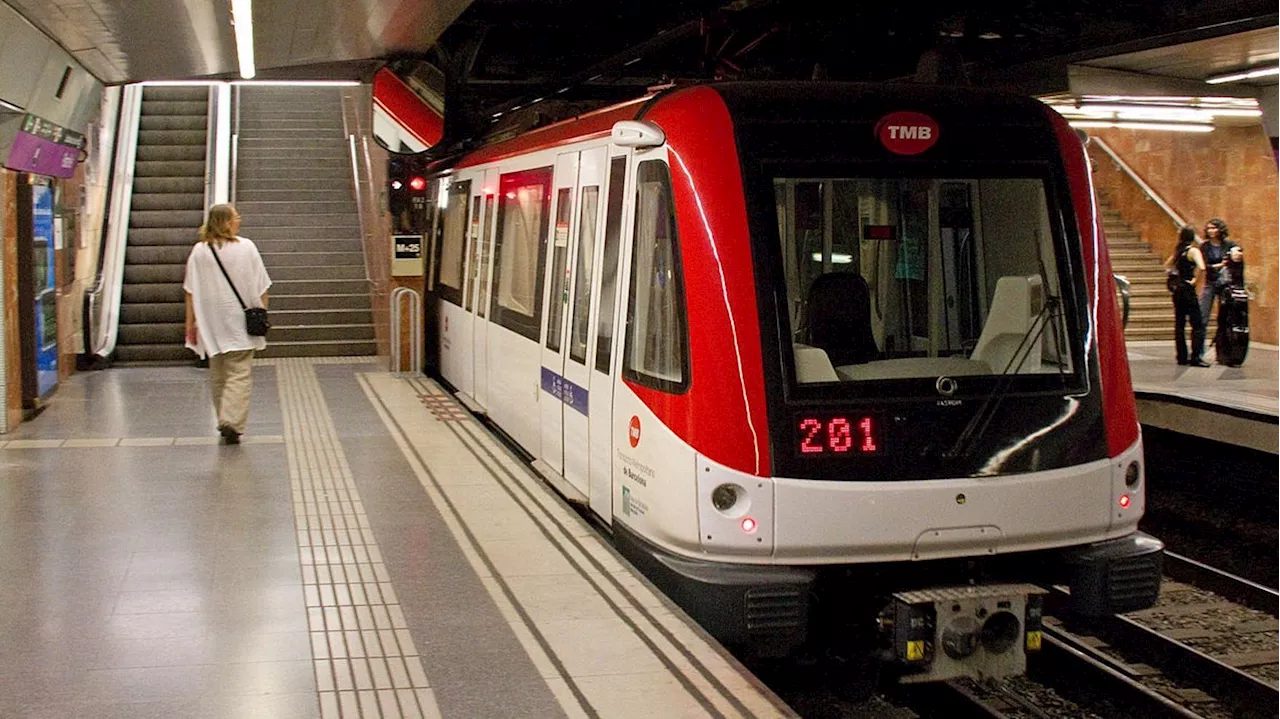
left=209, top=349, right=255, bottom=433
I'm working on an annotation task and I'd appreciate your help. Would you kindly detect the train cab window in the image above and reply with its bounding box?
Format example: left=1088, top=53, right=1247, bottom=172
left=435, top=179, right=471, bottom=306
left=546, top=188, right=575, bottom=352
left=594, top=157, right=628, bottom=375
left=490, top=167, right=553, bottom=341
left=570, top=186, right=600, bottom=364
left=774, top=176, right=1075, bottom=387
left=624, top=160, right=688, bottom=392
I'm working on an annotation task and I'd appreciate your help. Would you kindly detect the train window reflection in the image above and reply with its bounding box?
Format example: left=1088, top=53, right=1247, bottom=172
left=570, top=186, right=600, bottom=364
left=546, top=188, right=574, bottom=353
left=491, top=167, right=553, bottom=341
left=624, top=160, right=688, bottom=392
left=594, top=157, right=627, bottom=375
left=775, top=176, right=1073, bottom=386
left=436, top=179, right=471, bottom=305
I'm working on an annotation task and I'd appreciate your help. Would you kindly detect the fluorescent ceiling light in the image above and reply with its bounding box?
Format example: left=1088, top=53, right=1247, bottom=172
left=230, top=80, right=361, bottom=86
left=231, top=0, right=255, bottom=80
left=141, top=80, right=222, bottom=86
left=1069, top=120, right=1214, bottom=133
left=1206, top=66, right=1280, bottom=84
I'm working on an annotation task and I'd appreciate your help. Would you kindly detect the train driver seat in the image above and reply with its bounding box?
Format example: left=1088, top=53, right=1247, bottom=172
left=803, top=272, right=880, bottom=368
left=970, top=274, right=1044, bottom=374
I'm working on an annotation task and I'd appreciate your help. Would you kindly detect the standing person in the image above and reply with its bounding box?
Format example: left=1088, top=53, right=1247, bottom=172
left=1198, top=217, right=1238, bottom=325
left=1164, top=225, right=1208, bottom=367
left=183, top=204, right=272, bottom=444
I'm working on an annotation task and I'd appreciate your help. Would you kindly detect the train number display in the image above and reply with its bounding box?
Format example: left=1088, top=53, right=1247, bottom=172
left=796, top=415, right=880, bottom=455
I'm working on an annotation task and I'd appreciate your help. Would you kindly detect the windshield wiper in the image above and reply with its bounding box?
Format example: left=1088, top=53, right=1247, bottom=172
left=943, top=295, right=1063, bottom=461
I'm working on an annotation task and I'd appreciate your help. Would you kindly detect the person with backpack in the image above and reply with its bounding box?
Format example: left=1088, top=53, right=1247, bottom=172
left=1164, top=225, right=1208, bottom=367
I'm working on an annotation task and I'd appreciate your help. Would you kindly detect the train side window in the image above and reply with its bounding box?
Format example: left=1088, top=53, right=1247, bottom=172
left=490, top=167, right=553, bottom=342
left=594, top=157, right=627, bottom=374
left=545, top=188, right=574, bottom=352
left=436, top=179, right=471, bottom=306
left=464, top=195, right=483, bottom=311
left=477, top=194, right=495, bottom=318
left=623, top=160, right=688, bottom=392
left=569, top=186, right=600, bottom=364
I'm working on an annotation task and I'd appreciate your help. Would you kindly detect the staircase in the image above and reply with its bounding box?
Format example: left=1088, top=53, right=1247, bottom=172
left=1102, top=202, right=1217, bottom=343
left=234, top=86, right=375, bottom=357
left=115, top=86, right=208, bottom=363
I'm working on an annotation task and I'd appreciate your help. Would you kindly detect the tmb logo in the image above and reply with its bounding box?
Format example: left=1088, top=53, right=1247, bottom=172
left=875, top=111, right=940, bottom=156
left=628, top=416, right=641, bottom=448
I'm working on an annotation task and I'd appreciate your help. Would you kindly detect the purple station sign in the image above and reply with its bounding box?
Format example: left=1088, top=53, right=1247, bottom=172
left=5, top=114, right=84, bottom=179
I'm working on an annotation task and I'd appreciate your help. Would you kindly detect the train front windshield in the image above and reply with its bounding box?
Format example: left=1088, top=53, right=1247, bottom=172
left=773, top=175, right=1080, bottom=390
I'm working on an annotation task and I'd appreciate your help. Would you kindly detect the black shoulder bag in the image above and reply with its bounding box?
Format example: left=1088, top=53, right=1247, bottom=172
left=209, top=243, right=271, bottom=337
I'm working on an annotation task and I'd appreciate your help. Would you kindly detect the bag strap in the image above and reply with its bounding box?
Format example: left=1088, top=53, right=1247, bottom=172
left=208, top=242, right=248, bottom=310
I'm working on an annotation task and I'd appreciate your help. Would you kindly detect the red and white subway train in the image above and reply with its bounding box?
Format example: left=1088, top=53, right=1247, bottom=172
left=418, top=81, right=1163, bottom=683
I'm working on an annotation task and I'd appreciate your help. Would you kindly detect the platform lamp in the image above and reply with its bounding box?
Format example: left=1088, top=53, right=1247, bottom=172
left=231, top=0, right=255, bottom=80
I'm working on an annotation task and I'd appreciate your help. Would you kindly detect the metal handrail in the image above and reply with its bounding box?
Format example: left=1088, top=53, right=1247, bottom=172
left=389, top=287, right=422, bottom=372
left=1089, top=136, right=1185, bottom=230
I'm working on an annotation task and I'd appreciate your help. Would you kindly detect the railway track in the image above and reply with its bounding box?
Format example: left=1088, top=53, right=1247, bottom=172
left=1038, top=551, right=1278, bottom=719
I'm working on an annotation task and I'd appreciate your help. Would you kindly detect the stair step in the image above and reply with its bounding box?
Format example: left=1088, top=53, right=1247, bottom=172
left=270, top=279, right=370, bottom=295
left=136, top=145, right=206, bottom=162
left=140, top=100, right=207, bottom=116
left=124, top=265, right=186, bottom=284
left=130, top=193, right=205, bottom=212
left=122, top=283, right=186, bottom=303
left=271, top=293, right=372, bottom=310
left=138, top=130, right=209, bottom=147
left=236, top=200, right=358, bottom=215
left=268, top=324, right=376, bottom=342
left=140, top=115, right=208, bottom=132
left=119, top=323, right=185, bottom=344
left=257, top=340, right=377, bottom=358
left=237, top=178, right=352, bottom=192
left=253, top=239, right=363, bottom=253
left=134, top=160, right=206, bottom=178
left=237, top=213, right=358, bottom=228
left=260, top=251, right=365, bottom=267
left=134, top=177, right=204, bottom=194
left=126, top=245, right=192, bottom=265
left=235, top=188, right=354, bottom=203
left=271, top=308, right=374, bottom=325
left=130, top=210, right=206, bottom=229
left=120, top=303, right=186, bottom=324
left=143, top=86, right=208, bottom=102
left=127, top=227, right=199, bottom=246
left=268, top=265, right=366, bottom=281
left=114, top=344, right=196, bottom=363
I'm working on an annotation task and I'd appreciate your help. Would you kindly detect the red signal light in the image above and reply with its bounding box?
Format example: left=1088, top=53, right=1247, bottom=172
left=740, top=517, right=758, bottom=534
left=1118, top=494, right=1131, bottom=508
left=409, top=176, right=427, bottom=191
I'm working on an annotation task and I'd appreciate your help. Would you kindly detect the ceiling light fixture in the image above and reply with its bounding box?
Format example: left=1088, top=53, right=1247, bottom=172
left=1068, top=120, right=1214, bottom=133
left=230, top=0, right=255, bottom=80
left=230, top=80, right=361, bottom=86
left=1205, top=66, right=1279, bottom=85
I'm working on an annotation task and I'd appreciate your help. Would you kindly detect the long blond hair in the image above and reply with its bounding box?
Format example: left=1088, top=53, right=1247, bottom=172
left=198, top=204, right=240, bottom=248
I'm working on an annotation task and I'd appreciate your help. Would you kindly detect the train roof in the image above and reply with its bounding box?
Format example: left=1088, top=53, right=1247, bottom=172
left=437, top=80, right=1059, bottom=171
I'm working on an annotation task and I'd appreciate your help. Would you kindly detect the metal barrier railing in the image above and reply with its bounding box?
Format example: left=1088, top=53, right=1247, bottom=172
left=389, top=287, right=422, bottom=373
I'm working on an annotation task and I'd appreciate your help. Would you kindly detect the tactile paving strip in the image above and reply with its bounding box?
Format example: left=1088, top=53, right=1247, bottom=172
left=276, top=358, right=442, bottom=719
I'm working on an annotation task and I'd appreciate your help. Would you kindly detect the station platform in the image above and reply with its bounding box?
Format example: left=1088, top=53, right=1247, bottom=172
left=0, top=358, right=793, bottom=719
left=1125, top=340, right=1278, bottom=454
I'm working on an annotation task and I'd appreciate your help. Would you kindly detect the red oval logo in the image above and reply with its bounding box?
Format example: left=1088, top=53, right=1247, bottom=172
left=628, top=416, right=641, bottom=448
left=875, top=111, right=939, bottom=155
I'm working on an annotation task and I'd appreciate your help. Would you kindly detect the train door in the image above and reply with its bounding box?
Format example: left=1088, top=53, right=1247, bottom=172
left=561, top=147, right=606, bottom=501
left=587, top=152, right=630, bottom=519
left=469, top=171, right=498, bottom=410
left=537, top=152, right=581, bottom=488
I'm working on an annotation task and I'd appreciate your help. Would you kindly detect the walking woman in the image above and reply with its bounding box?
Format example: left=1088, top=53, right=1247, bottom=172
left=184, top=204, right=272, bottom=444
left=1164, top=225, right=1208, bottom=367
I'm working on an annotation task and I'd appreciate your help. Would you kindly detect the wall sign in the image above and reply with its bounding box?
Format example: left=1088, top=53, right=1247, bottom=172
left=392, top=234, right=424, bottom=276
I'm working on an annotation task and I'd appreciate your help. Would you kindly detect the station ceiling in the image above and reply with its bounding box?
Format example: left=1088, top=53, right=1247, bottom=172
left=4, top=0, right=1276, bottom=107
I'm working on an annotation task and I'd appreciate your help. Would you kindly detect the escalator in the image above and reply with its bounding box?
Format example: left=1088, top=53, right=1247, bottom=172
left=114, top=86, right=209, bottom=363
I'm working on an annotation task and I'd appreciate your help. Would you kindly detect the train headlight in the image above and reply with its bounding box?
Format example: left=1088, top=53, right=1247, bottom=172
left=1124, top=461, right=1140, bottom=489
left=711, top=484, right=740, bottom=512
